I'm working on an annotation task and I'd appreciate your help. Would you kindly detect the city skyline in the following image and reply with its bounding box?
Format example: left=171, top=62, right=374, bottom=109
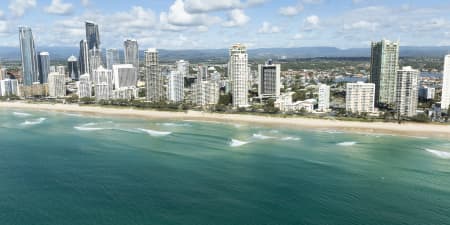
left=1, top=0, right=450, bottom=49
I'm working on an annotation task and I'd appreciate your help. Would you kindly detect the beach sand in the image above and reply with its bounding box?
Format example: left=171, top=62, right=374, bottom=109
left=1, top=101, right=448, bottom=138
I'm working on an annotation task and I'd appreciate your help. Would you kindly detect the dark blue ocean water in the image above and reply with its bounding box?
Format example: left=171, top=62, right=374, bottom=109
left=1, top=109, right=450, bottom=225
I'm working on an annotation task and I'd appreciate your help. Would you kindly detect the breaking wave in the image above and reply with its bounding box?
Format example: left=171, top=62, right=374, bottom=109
left=230, top=139, right=249, bottom=147
left=137, top=128, right=172, bottom=137
left=13, top=112, right=31, bottom=117
left=157, top=122, right=191, bottom=127
left=21, top=118, right=46, bottom=126
left=337, top=142, right=357, bottom=146
left=281, top=136, right=301, bottom=141
left=425, top=149, right=450, bottom=159
left=252, top=133, right=275, bottom=140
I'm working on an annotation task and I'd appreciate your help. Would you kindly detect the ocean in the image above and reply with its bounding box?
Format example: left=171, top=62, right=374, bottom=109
left=1, top=108, right=450, bottom=225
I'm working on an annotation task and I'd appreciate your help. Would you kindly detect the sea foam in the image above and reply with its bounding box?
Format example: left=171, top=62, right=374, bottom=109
left=21, top=118, right=46, bottom=126
left=13, top=112, right=31, bottom=117
left=425, top=149, right=450, bottom=159
left=252, top=133, right=275, bottom=140
left=281, top=136, right=301, bottom=141
left=137, top=128, right=172, bottom=137
left=230, top=139, right=249, bottom=147
left=157, top=122, right=191, bottom=127
left=337, top=142, right=357, bottom=146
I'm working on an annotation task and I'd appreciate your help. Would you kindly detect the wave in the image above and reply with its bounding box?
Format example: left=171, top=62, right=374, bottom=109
left=21, top=118, right=46, bottom=126
left=157, top=122, right=191, bottom=127
left=230, top=139, right=249, bottom=147
left=281, top=136, right=301, bottom=141
left=74, top=126, right=106, bottom=131
left=137, top=128, right=172, bottom=137
left=13, top=112, right=31, bottom=117
left=425, top=149, right=450, bottom=159
left=337, top=141, right=357, bottom=146
left=252, top=133, right=275, bottom=140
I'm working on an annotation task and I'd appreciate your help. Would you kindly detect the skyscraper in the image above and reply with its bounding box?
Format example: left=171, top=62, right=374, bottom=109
left=106, top=48, right=120, bottom=70
left=370, top=40, right=400, bottom=106
left=93, top=66, right=113, bottom=101
left=441, top=55, right=450, bottom=110
left=144, top=48, right=163, bottom=102
left=124, top=39, right=139, bottom=69
left=48, top=72, right=66, bottom=97
left=112, top=64, right=137, bottom=89
left=229, top=43, right=249, bottom=108
left=346, top=82, right=375, bottom=113
left=68, top=55, right=79, bottom=81
left=89, top=48, right=103, bottom=77
left=19, top=26, right=39, bottom=86
left=168, top=70, right=184, bottom=103
left=38, top=52, right=50, bottom=84
left=258, top=59, right=280, bottom=99
left=318, top=84, right=330, bottom=112
left=79, top=40, right=89, bottom=75
left=85, top=21, right=100, bottom=50
left=77, top=74, right=92, bottom=98
left=395, top=66, right=419, bottom=117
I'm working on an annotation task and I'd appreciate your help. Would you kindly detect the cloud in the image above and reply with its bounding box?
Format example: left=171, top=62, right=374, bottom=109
left=9, top=0, right=36, bottom=17
left=166, top=0, right=220, bottom=26
left=343, top=20, right=379, bottom=31
left=279, top=3, right=304, bottom=16
left=222, top=9, right=250, bottom=27
left=303, top=15, right=320, bottom=30
left=45, top=0, right=74, bottom=15
left=159, top=12, right=187, bottom=31
left=303, top=0, right=322, bottom=4
left=183, top=0, right=268, bottom=12
left=292, top=33, right=303, bottom=39
left=81, top=0, right=89, bottom=7
left=258, top=22, right=280, bottom=33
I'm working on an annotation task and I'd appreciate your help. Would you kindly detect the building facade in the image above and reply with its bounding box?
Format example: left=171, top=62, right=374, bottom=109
left=85, top=21, right=100, bottom=50
left=38, top=52, right=50, bottom=84
left=124, top=39, right=139, bottom=69
left=79, top=40, right=90, bottom=75
left=346, top=82, right=375, bottom=113
left=144, top=48, right=163, bottom=102
left=89, top=48, right=103, bottom=77
left=48, top=72, right=66, bottom=97
left=370, top=40, right=399, bottom=106
left=112, top=64, right=137, bottom=89
left=19, top=26, right=39, bottom=86
left=68, top=55, right=79, bottom=81
left=168, top=70, right=184, bottom=103
left=318, top=84, right=330, bottom=112
left=258, top=60, right=280, bottom=99
left=395, top=66, right=419, bottom=117
left=441, top=55, right=450, bottom=110
left=93, top=66, right=113, bottom=101
left=0, top=79, right=19, bottom=96
left=106, top=48, right=120, bottom=70
left=229, top=44, right=249, bottom=108
left=77, top=74, right=92, bottom=98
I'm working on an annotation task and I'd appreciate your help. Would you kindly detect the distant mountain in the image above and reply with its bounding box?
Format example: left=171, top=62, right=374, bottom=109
left=1, top=46, right=450, bottom=62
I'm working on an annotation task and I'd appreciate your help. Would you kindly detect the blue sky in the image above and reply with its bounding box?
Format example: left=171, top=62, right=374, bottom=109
left=2, top=0, right=450, bottom=49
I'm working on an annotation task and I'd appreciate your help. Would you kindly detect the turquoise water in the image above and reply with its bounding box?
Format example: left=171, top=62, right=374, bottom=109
left=1, top=109, right=450, bottom=225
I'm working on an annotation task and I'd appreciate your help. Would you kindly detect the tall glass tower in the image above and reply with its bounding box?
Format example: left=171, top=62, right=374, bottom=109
left=38, top=52, right=50, bottom=84
left=124, top=39, right=139, bottom=69
left=68, top=55, right=79, bottom=81
left=85, top=21, right=100, bottom=50
left=19, top=26, right=39, bottom=86
left=79, top=40, right=89, bottom=75
left=106, top=48, right=120, bottom=70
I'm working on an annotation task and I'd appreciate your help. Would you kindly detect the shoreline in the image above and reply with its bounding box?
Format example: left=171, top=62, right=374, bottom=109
left=1, top=101, right=449, bottom=139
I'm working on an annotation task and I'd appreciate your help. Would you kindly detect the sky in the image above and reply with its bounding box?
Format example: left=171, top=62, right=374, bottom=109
left=2, top=0, right=450, bottom=49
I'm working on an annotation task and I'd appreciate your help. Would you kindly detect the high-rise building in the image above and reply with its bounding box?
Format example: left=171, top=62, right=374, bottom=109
left=48, top=72, right=66, bottom=97
left=0, top=79, right=19, bottom=96
left=77, top=74, right=91, bottom=98
left=346, top=82, right=375, bottom=113
left=318, top=84, right=330, bottom=112
left=85, top=21, right=100, bottom=50
left=68, top=55, right=79, bottom=81
left=192, top=80, right=220, bottom=107
left=79, top=40, right=89, bottom=75
left=0, top=68, right=7, bottom=80
left=258, top=59, right=280, bottom=99
left=144, top=48, right=163, bottom=102
left=19, top=26, right=39, bottom=86
left=93, top=66, right=113, bottom=101
left=112, top=64, right=137, bottom=89
left=106, top=48, right=120, bottom=70
left=441, top=55, right=450, bottom=110
left=38, top=52, right=50, bottom=84
left=229, top=43, right=249, bottom=108
left=370, top=40, right=400, bottom=106
left=89, top=48, right=102, bottom=77
left=57, top=66, right=65, bottom=77
left=167, top=70, right=184, bottom=103
left=395, top=66, right=419, bottom=117
left=124, top=39, right=139, bottom=69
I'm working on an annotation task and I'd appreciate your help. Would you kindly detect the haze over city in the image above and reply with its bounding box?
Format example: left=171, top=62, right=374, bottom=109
left=1, top=0, right=450, bottom=49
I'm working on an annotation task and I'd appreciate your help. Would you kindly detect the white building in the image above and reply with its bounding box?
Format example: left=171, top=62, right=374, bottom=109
left=112, top=64, right=137, bottom=89
left=396, top=66, right=419, bottom=117
left=274, top=92, right=316, bottom=113
left=419, top=86, right=435, bottom=100
left=48, top=72, right=66, bottom=97
left=0, top=79, right=19, bottom=96
left=56, top=66, right=65, bottom=77
left=0, top=68, right=7, bottom=80
left=193, top=80, right=220, bottom=107
left=112, top=87, right=138, bottom=100
left=441, top=55, right=450, bottom=110
left=258, top=60, right=280, bottom=99
left=145, top=48, right=164, bottom=102
left=229, top=44, right=249, bottom=108
left=346, top=82, right=375, bottom=113
left=318, top=84, right=330, bottom=112
left=168, top=70, right=184, bottom=103
left=93, top=66, right=113, bottom=101
left=77, top=74, right=92, bottom=98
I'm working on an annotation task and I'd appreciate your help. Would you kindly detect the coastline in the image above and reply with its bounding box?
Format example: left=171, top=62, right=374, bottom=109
left=1, top=101, right=449, bottom=138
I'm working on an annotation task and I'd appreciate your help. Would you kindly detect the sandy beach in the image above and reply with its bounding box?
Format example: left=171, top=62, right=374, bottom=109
left=1, top=101, right=449, bottom=138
